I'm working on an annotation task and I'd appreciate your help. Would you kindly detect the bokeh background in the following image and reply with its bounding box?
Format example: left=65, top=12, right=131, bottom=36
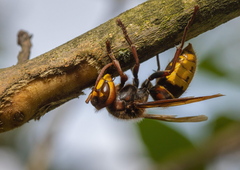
left=0, top=0, right=240, bottom=170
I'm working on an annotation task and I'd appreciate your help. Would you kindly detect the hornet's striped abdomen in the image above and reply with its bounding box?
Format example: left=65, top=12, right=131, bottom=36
left=150, top=43, right=196, bottom=100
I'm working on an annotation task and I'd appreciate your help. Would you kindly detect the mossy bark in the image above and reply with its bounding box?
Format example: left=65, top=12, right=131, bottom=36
left=0, top=0, right=240, bottom=132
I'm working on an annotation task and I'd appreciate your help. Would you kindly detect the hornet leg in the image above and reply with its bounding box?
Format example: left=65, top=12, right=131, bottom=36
left=116, top=19, right=140, bottom=87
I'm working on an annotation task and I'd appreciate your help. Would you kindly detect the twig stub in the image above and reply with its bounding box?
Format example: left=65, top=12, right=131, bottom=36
left=17, top=30, right=32, bottom=64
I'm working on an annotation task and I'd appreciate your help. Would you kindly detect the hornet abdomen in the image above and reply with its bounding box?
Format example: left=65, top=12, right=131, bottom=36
left=150, top=43, right=197, bottom=100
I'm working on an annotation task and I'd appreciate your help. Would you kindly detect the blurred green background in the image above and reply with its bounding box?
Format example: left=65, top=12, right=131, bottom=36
left=0, top=1, right=240, bottom=170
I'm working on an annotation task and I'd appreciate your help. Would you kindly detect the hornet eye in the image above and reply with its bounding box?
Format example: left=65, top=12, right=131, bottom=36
left=91, top=96, right=98, bottom=107
left=99, top=81, right=110, bottom=103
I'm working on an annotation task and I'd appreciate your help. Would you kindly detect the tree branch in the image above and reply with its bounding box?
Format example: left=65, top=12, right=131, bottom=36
left=0, top=0, right=240, bottom=132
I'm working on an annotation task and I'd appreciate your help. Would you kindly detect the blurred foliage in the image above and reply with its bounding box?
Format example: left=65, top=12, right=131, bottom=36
left=198, top=45, right=240, bottom=85
left=138, top=120, right=204, bottom=170
left=198, top=53, right=226, bottom=77
left=210, top=115, right=238, bottom=133
left=137, top=116, right=240, bottom=170
left=138, top=119, right=194, bottom=162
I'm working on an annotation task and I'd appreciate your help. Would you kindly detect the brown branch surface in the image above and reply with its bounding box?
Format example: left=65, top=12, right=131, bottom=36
left=0, top=0, right=240, bottom=133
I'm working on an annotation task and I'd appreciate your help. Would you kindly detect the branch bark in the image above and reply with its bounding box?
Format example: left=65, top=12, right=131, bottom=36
left=0, top=0, right=240, bottom=133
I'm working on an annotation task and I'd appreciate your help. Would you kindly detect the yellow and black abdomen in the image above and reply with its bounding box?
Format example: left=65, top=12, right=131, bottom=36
left=150, top=43, right=197, bottom=100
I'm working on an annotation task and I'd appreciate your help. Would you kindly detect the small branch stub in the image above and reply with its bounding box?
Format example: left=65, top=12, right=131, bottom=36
left=17, top=30, right=32, bottom=64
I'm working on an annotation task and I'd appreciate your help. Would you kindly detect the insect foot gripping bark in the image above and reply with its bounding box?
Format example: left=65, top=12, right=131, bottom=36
left=85, top=5, right=223, bottom=122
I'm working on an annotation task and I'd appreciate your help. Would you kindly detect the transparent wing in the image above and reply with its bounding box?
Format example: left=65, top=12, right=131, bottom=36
left=142, top=114, right=208, bottom=122
left=135, top=94, right=223, bottom=108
